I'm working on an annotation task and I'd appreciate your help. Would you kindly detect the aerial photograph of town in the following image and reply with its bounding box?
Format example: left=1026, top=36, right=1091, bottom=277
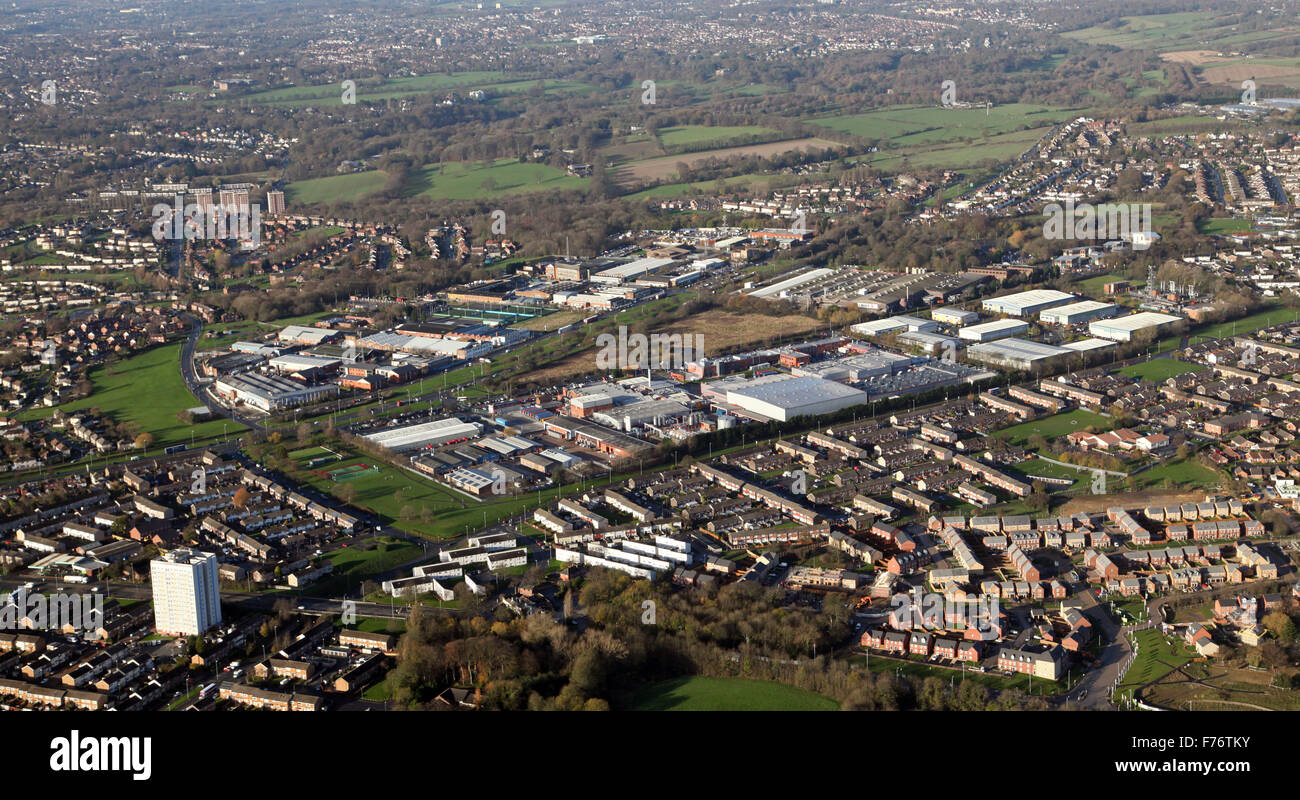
left=2, top=0, right=1299, bottom=776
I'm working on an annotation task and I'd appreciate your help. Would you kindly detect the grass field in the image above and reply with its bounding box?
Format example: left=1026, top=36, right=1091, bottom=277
left=288, top=159, right=586, bottom=205
left=1125, top=115, right=1239, bottom=137
left=998, top=409, right=1112, bottom=446
left=852, top=128, right=1050, bottom=172
left=1118, top=359, right=1205, bottom=382
left=1135, top=458, right=1222, bottom=491
left=313, top=538, right=422, bottom=596
left=1143, top=660, right=1300, bottom=710
left=615, top=138, right=839, bottom=185
left=1074, top=273, right=1138, bottom=294
left=1191, top=306, right=1300, bottom=342
left=49, top=342, right=228, bottom=451
left=240, top=71, right=544, bottom=107
left=1117, top=628, right=1198, bottom=702
left=287, top=170, right=388, bottom=205
left=1012, top=457, right=1084, bottom=488
left=1060, top=12, right=1288, bottom=51
left=407, top=159, right=586, bottom=199
left=656, top=124, right=781, bottom=149
left=1197, top=217, right=1254, bottom=236
left=621, top=677, right=838, bottom=711
left=813, top=104, right=1080, bottom=145
left=624, top=172, right=794, bottom=200
left=281, top=443, right=628, bottom=540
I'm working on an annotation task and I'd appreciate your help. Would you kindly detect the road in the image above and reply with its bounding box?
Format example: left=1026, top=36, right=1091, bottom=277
left=179, top=314, right=265, bottom=433
left=1067, top=589, right=1132, bottom=709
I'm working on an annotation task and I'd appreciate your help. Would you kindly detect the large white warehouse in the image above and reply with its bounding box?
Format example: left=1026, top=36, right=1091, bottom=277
left=1039, top=300, right=1119, bottom=326
left=724, top=375, right=869, bottom=422
left=959, top=319, right=1029, bottom=342
left=363, top=417, right=485, bottom=452
left=1088, top=312, right=1182, bottom=342
left=982, top=289, right=1075, bottom=317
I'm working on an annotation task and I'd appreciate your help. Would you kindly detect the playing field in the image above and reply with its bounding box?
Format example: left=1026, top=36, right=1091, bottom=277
left=324, top=462, right=380, bottom=482
left=49, top=342, right=229, bottom=450
left=1117, top=359, right=1205, bottom=382
left=622, top=677, right=838, bottom=711
left=998, top=409, right=1112, bottom=446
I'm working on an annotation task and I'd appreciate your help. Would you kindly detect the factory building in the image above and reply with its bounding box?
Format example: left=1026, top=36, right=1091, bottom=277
left=930, top=308, right=979, bottom=326
left=723, top=375, right=869, bottom=422
left=213, top=373, right=338, bottom=412
left=981, top=289, right=1075, bottom=317
left=958, top=319, right=1029, bottom=342
left=1039, top=300, right=1119, bottom=326
left=1088, top=312, right=1183, bottom=342
left=964, top=338, right=1074, bottom=371
left=362, top=417, right=485, bottom=453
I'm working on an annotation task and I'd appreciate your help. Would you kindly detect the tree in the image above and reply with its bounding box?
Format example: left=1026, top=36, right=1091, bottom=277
left=133, top=432, right=155, bottom=449
left=1262, top=611, right=1296, bottom=643
left=232, top=487, right=251, bottom=509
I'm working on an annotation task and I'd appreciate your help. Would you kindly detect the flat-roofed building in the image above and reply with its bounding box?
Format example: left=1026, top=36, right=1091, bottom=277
left=1040, top=300, right=1119, bottom=326
left=982, top=289, right=1075, bottom=317
left=1089, top=312, right=1182, bottom=342
left=959, top=319, right=1029, bottom=342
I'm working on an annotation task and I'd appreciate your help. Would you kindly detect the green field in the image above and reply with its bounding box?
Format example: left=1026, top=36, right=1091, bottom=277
left=288, top=159, right=586, bottom=205
left=1074, top=273, right=1137, bottom=294
left=1060, top=12, right=1270, bottom=51
left=852, top=128, right=1050, bottom=172
left=1135, top=458, right=1222, bottom=491
left=313, top=538, right=422, bottom=596
left=1118, top=629, right=1197, bottom=700
left=1012, top=457, right=1084, bottom=488
left=1191, top=306, right=1300, bottom=342
left=621, top=677, right=838, bottom=711
left=242, top=71, right=506, bottom=105
left=998, top=409, right=1112, bottom=446
left=282, top=443, right=626, bottom=540
left=656, top=124, right=781, bottom=148
left=1197, top=217, right=1254, bottom=236
left=44, top=342, right=228, bottom=451
left=813, top=104, right=1081, bottom=146
left=407, top=159, right=587, bottom=200
left=287, top=170, right=389, bottom=205
left=1118, top=359, right=1205, bottom=382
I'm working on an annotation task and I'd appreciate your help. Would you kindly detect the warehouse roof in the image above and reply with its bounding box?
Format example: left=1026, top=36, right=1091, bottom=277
left=1090, top=311, right=1182, bottom=332
left=727, top=375, right=868, bottom=409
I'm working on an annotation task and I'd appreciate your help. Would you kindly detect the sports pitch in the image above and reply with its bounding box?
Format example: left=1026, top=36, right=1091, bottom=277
left=323, top=462, right=381, bottom=482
